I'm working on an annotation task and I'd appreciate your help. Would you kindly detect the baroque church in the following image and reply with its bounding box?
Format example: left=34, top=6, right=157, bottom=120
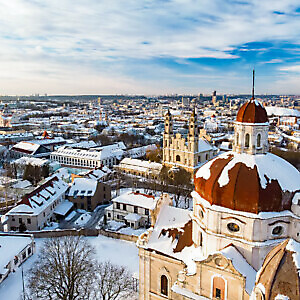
left=162, top=109, right=216, bottom=174
left=138, top=91, right=300, bottom=299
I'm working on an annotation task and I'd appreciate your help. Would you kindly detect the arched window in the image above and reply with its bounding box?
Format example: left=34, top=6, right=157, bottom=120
left=257, top=133, right=261, bottom=148
left=236, top=133, right=239, bottom=146
left=245, top=133, right=250, bottom=148
left=213, top=276, right=225, bottom=299
left=176, top=155, right=180, bottom=162
left=161, top=275, right=168, bottom=296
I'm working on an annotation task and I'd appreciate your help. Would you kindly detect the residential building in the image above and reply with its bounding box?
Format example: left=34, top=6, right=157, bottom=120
left=106, top=191, right=170, bottom=229
left=68, top=177, right=111, bottom=211
left=6, top=175, right=69, bottom=231
left=0, top=234, right=35, bottom=284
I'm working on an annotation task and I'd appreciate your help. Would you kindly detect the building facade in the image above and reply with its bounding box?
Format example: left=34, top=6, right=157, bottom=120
left=6, top=175, right=69, bottom=231
left=68, top=177, right=111, bottom=211
left=162, top=110, right=216, bottom=174
left=138, top=98, right=300, bottom=300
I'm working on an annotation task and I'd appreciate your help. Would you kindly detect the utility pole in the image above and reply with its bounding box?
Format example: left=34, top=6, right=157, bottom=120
left=21, top=265, right=25, bottom=300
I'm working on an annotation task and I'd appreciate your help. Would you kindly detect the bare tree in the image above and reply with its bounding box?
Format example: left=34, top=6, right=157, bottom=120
left=27, top=236, right=96, bottom=300
left=95, top=261, right=136, bottom=300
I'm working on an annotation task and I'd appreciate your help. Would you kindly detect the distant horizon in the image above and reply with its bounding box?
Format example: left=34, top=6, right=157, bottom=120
left=0, top=93, right=299, bottom=98
left=1, top=1, right=300, bottom=95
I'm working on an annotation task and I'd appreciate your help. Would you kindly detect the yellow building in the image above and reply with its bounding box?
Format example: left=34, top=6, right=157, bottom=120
left=138, top=99, right=300, bottom=300
left=162, top=109, right=216, bottom=174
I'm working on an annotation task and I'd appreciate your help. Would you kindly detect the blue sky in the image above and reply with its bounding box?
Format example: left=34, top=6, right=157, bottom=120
left=0, top=0, right=300, bottom=95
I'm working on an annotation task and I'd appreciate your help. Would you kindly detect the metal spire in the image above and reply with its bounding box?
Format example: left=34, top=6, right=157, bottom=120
left=252, top=69, right=255, bottom=100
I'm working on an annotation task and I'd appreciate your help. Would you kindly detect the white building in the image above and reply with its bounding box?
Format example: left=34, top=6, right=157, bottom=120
left=50, top=142, right=125, bottom=169
left=118, top=158, right=163, bottom=179
left=0, top=235, right=35, bottom=284
left=106, top=191, right=166, bottom=229
left=6, top=175, right=69, bottom=231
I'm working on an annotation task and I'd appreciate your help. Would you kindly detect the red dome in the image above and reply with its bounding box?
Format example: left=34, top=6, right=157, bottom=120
left=194, top=152, right=299, bottom=214
left=236, top=99, right=268, bottom=123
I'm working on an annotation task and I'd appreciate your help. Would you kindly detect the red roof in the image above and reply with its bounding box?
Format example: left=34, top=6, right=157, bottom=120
left=194, top=154, right=294, bottom=214
left=236, top=100, right=268, bottom=123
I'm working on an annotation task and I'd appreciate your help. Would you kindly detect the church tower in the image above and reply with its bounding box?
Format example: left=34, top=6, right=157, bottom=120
left=233, top=70, right=269, bottom=155
left=163, top=110, right=173, bottom=166
left=188, top=107, right=199, bottom=154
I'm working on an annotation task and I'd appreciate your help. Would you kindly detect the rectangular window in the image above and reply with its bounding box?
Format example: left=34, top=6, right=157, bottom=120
left=116, top=203, right=120, bottom=210
left=123, top=204, right=127, bottom=211
left=145, top=209, right=149, bottom=216
left=108, top=213, right=111, bottom=218
left=22, top=252, right=26, bottom=260
left=19, top=218, right=22, bottom=224
left=134, top=206, right=138, bottom=214
left=215, top=288, right=221, bottom=299
left=27, top=218, right=31, bottom=224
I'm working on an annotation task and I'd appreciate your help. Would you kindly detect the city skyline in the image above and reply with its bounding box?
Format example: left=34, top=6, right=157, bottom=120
left=1, top=0, right=300, bottom=95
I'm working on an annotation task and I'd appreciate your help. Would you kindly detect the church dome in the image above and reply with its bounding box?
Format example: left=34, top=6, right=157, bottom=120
left=194, top=151, right=300, bottom=214
left=236, top=99, right=268, bottom=123
left=253, top=239, right=300, bottom=299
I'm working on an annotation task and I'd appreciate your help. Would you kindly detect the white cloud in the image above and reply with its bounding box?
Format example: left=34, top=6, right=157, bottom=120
left=0, top=0, right=299, bottom=93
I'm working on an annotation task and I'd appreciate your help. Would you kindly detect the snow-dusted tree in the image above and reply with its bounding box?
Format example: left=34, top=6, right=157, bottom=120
left=27, top=236, right=96, bottom=300
left=95, top=261, right=136, bottom=300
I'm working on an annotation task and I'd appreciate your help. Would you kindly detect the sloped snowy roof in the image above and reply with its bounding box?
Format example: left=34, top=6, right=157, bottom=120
left=7, top=176, right=68, bottom=216
left=11, top=141, right=40, bottom=154
left=219, top=245, right=256, bottom=294
left=112, top=191, right=158, bottom=210
left=197, top=139, right=213, bottom=153
left=119, top=158, right=162, bottom=174
left=69, top=178, right=98, bottom=197
left=0, top=236, right=33, bottom=275
left=266, top=107, right=300, bottom=117
left=54, top=200, right=74, bottom=216
left=146, top=205, right=202, bottom=274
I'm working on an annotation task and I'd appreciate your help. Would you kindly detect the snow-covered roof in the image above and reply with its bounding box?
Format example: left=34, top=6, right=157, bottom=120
left=11, top=141, right=40, bottom=154
left=125, top=213, right=142, bottom=222
left=0, top=235, right=33, bottom=275
left=196, top=151, right=300, bottom=192
left=14, top=156, right=49, bottom=167
left=197, top=139, right=213, bottom=153
left=112, top=191, right=158, bottom=210
left=7, top=175, right=68, bottom=216
left=84, top=167, right=111, bottom=181
left=265, top=106, right=300, bottom=117
left=68, top=178, right=98, bottom=197
left=51, top=142, right=125, bottom=161
left=146, top=205, right=201, bottom=274
left=286, top=239, right=300, bottom=275
left=54, top=200, right=74, bottom=216
left=119, top=158, right=162, bottom=174
left=219, top=245, right=256, bottom=294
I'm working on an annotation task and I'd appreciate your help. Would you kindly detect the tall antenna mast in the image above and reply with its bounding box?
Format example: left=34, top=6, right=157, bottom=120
left=252, top=69, right=255, bottom=100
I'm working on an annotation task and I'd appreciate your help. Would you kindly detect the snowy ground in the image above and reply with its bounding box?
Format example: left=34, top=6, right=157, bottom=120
left=43, top=222, right=59, bottom=230
left=65, top=210, right=77, bottom=221
left=74, top=212, right=91, bottom=226
left=0, top=235, right=139, bottom=299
